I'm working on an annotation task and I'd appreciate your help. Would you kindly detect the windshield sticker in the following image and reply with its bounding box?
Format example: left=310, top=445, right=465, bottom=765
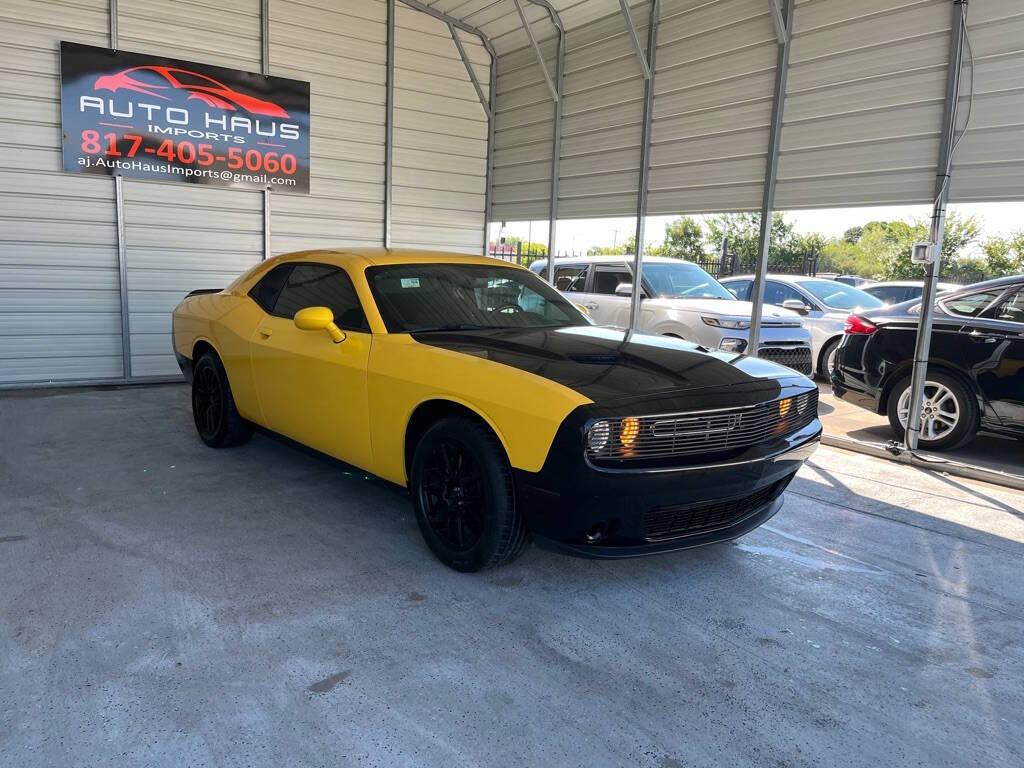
left=401, top=278, right=421, bottom=289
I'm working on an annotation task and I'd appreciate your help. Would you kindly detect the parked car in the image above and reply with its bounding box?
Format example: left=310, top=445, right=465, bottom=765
left=173, top=249, right=821, bottom=571
left=531, top=256, right=813, bottom=375
left=832, top=276, right=1024, bottom=450
left=722, top=274, right=884, bottom=377
left=834, top=275, right=876, bottom=288
left=861, top=280, right=959, bottom=305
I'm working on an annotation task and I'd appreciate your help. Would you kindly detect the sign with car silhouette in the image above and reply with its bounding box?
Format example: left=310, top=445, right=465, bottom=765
left=59, top=41, right=310, bottom=193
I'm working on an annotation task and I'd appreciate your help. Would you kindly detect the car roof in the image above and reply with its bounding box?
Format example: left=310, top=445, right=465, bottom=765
left=721, top=274, right=822, bottom=283
left=266, top=247, right=522, bottom=270
left=533, top=254, right=691, bottom=266
left=867, top=280, right=958, bottom=288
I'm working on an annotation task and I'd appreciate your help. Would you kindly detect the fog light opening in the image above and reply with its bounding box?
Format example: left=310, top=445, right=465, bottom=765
left=585, top=523, right=606, bottom=543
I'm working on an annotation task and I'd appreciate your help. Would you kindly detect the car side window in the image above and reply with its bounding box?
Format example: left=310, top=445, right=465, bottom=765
left=942, top=290, right=1002, bottom=318
left=764, top=281, right=806, bottom=307
left=725, top=279, right=751, bottom=300
left=249, top=264, right=293, bottom=313
left=553, top=265, right=589, bottom=292
left=272, top=264, right=369, bottom=331
left=989, top=288, right=1024, bottom=324
left=870, top=286, right=907, bottom=304
left=594, top=267, right=632, bottom=295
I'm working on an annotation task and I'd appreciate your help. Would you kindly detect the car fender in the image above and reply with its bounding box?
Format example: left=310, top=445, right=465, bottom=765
left=367, top=334, right=591, bottom=484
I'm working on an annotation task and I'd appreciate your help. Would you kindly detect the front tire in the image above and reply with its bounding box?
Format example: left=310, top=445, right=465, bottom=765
left=886, top=372, right=977, bottom=451
left=191, top=352, right=253, bottom=448
left=818, top=337, right=841, bottom=379
left=410, top=417, right=528, bottom=572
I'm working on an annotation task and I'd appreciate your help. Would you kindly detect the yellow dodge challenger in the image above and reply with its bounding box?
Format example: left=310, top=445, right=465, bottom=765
left=173, top=249, right=820, bottom=571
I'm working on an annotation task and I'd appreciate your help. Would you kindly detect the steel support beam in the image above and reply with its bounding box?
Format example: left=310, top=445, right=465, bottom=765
left=449, top=23, right=491, bottom=118
left=747, top=0, right=793, bottom=359
left=109, top=0, right=131, bottom=382
left=384, top=0, right=395, bottom=249
left=514, top=0, right=565, bottom=278
left=619, top=0, right=651, bottom=79
left=905, top=0, right=968, bottom=452
left=261, top=0, right=271, bottom=261
left=513, top=0, right=558, bottom=103
left=627, top=0, right=659, bottom=329
left=768, top=0, right=788, bottom=44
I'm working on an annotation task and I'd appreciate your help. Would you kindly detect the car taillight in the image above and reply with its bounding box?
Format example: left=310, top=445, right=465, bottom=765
left=844, top=314, right=877, bottom=334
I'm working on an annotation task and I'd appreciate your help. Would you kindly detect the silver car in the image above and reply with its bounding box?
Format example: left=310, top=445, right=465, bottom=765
left=531, top=256, right=814, bottom=375
left=721, top=274, right=884, bottom=377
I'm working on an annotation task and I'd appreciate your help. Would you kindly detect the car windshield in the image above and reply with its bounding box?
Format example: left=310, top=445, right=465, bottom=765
left=641, top=262, right=735, bottom=300
left=797, top=279, right=883, bottom=310
left=367, top=263, right=590, bottom=333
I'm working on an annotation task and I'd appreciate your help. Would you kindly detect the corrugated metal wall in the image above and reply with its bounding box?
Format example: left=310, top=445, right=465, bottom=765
left=648, top=0, right=775, bottom=215
left=949, top=0, right=1024, bottom=202
left=0, top=0, right=493, bottom=386
left=269, top=0, right=387, bottom=253
left=0, top=0, right=124, bottom=384
left=391, top=5, right=489, bottom=253
left=776, top=0, right=951, bottom=209
left=118, top=0, right=265, bottom=377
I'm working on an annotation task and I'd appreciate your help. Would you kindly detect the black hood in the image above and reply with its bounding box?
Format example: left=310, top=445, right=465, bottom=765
left=411, top=325, right=806, bottom=409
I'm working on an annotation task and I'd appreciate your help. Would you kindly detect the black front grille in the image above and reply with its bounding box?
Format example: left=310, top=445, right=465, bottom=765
left=642, top=478, right=790, bottom=541
left=588, top=389, right=818, bottom=465
left=760, top=345, right=813, bottom=375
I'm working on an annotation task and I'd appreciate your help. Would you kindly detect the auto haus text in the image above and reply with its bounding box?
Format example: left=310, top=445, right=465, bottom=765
left=78, top=96, right=301, bottom=144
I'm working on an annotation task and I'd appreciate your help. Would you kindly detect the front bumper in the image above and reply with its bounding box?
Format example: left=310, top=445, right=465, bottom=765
left=514, top=419, right=821, bottom=559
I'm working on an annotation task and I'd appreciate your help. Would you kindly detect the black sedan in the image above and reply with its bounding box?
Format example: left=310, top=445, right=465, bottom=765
left=831, top=276, right=1024, bottom=450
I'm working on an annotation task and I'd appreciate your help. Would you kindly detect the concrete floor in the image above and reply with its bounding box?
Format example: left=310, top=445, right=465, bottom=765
left=1, top=384, right=1022, bottom=768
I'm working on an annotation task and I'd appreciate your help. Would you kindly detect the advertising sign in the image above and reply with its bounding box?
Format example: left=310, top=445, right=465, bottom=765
left=60, top=41, right=310, bottom=193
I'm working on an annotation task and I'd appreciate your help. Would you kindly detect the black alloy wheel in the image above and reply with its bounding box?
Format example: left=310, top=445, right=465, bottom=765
left=410, top=417, right=528, bottom=571
left=191, top=352, right=253, bottom=448
left=420, top=439, right=486, bottom=553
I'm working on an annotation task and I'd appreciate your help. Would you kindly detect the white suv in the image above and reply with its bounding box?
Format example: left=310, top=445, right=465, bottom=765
left=531, top=256, right=813, bottom=375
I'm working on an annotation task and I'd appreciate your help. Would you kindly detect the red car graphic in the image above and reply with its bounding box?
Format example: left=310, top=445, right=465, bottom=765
left=94, top=66, right=290, bottom=118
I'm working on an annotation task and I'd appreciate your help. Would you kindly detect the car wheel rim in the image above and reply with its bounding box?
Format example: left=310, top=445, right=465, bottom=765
left=419, top=439, right=485, bottom=553
left=826, top=345, right=838, bottom=374
left=896, top=381, right=960, bottom=442
left=193, top=365, right=223, bottom=437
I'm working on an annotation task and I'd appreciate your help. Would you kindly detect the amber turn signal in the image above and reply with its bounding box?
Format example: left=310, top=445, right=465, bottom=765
left=620, top=417, right=640, bottom=449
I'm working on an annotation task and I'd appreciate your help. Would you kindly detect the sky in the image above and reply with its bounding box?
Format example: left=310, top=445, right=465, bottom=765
left=490, top=201, right=1024, bottom=255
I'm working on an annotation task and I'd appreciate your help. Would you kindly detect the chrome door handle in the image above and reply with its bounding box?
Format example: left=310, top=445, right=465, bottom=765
left=584, top=302, right=599, bottom=310
left=967, top=330, right=996, bottom=343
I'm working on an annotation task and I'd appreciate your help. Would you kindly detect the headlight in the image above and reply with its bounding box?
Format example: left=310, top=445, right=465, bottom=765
left=718, top=338, right=747, bottom=354
left=702, top=316, right=750, bottom=329
left=587, top=421, right=611, bottom=452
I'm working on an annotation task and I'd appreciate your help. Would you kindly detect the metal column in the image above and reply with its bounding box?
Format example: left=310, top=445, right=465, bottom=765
left=627, top=0, right=659, bottom=331
left=384, top=0, right=395, bottom=249
left=261, top=0, right=271, bottom=260
left=905, top=0, right=968, bottom=451
left=747, top=0, right=794, bottom=358
left=545, top=24, right=564, bottom=282
left=110, top=0, right=131, bottom=381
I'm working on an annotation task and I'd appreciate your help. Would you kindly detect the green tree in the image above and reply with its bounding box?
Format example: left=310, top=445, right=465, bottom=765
left=703, top=212, right=801, bottom=269
left=658, top=217, right=705, bottom=261
left=589, top=234, right=636, bottom=256
left=871, top=213, right=980, bottom=279
left=980, top=231, right=1024, bottom=275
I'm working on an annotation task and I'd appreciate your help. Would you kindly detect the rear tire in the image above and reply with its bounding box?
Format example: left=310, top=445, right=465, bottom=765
left=191, top=352, right=253, bottom=448
left=410, top=417, right=528, bottom=572
left=886, top=372, right=977, bottom=451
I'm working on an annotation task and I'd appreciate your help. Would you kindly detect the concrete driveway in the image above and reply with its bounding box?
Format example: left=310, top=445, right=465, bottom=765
left=1, top=384, right=1022, bottom=767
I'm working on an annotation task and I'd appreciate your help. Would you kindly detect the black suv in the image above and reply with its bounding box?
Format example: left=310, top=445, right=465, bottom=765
left=831, top=276, right=1024, bottom=450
